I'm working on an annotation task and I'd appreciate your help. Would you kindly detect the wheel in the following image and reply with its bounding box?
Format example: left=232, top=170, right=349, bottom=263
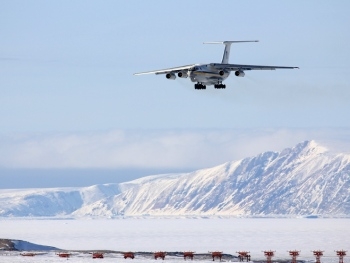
left=215, top=83, right=225, bottom=89
left=195, top=83, right=206, bottom=90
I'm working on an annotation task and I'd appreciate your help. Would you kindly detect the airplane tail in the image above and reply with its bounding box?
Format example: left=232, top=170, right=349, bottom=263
left=203, top=40, right=258, bottom=64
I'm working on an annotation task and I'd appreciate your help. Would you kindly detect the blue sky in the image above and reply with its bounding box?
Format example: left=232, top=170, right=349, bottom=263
left=1, top=1, right=350, bottom=187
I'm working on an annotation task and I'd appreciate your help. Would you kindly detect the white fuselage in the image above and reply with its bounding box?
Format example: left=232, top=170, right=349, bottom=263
left=188, top=64, right=230, bottom=85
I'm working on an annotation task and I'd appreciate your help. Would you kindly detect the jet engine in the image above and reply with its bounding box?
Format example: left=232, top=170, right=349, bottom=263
left=166, top=73, right=176, bottom=80
left=235, top=70, right=245, bottom=77
left=177, top=72, right=188, bottom=78
left=219, top=70, right=225, bottom=76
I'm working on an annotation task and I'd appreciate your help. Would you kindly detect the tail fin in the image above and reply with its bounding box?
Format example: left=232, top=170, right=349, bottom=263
left=204, top=40, right=258, bottom=64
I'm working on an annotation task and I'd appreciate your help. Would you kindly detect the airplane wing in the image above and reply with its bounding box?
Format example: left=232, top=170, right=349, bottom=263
left=211, top=63, right=299, bottom=71
left=134, top=64, right=196, bottom=75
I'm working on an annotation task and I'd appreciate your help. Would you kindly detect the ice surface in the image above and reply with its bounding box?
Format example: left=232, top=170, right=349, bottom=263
left=0, top=218, right=349, bottom=263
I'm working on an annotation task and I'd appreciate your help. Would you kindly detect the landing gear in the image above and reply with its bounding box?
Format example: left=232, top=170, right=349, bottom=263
left=214, top=83, right=226, bottom=89
left=194, top=83, right=225, bottom=90
left=194, top=83, right=206, bottom=90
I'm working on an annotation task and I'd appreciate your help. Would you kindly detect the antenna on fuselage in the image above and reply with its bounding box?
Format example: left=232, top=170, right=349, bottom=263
left=203, top=40, right=259, bottom=64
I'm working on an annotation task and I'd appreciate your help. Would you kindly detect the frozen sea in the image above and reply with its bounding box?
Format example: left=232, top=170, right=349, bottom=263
left=0, top=218, right=349, bottom=263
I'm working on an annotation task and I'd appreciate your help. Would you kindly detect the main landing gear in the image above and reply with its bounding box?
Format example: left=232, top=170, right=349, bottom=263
left=214, top=83, right=226, bottom=89
left=195, top=83, right=206, bottom=90
left=194, top=83, right=226, bottom=89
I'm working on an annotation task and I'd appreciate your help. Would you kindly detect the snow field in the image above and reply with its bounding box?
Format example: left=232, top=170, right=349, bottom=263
left=0, top=218, right=349, bottom=263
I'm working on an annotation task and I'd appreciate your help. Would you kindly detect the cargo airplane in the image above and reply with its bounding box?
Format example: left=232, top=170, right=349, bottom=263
left=134, top=40, right=298, bottom=90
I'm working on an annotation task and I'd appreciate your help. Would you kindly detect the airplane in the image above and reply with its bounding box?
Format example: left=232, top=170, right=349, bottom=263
left=134, top=41, right=298, bottom=90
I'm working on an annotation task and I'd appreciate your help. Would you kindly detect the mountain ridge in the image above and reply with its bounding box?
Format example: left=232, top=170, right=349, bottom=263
left=1, top=140, right=349, bottom=217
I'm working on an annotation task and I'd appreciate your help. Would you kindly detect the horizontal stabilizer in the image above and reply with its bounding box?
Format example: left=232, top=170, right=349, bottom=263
left=203, top=40, right=259, bottom=44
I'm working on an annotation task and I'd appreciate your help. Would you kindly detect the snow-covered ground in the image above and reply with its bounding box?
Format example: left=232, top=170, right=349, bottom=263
left=0, top=218, right=349, bottom=263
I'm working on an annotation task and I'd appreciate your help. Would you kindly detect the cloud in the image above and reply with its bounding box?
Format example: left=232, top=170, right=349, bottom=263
left=0, top=128, right=349, bottom=170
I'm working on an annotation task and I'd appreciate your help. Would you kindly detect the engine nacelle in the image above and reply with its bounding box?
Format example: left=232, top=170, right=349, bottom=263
left=177, top=72, right=188, bottom=78
left=166, top=73, right=176, bottom=80
left=235, top=70, right=245, bottom=77
left=219, top=70, right=225, bottom=76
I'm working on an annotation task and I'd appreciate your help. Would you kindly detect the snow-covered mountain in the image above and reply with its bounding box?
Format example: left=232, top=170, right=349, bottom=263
left=0, top=184, right=120, bottom=217
left=1, top=140, right=349, bottom=217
